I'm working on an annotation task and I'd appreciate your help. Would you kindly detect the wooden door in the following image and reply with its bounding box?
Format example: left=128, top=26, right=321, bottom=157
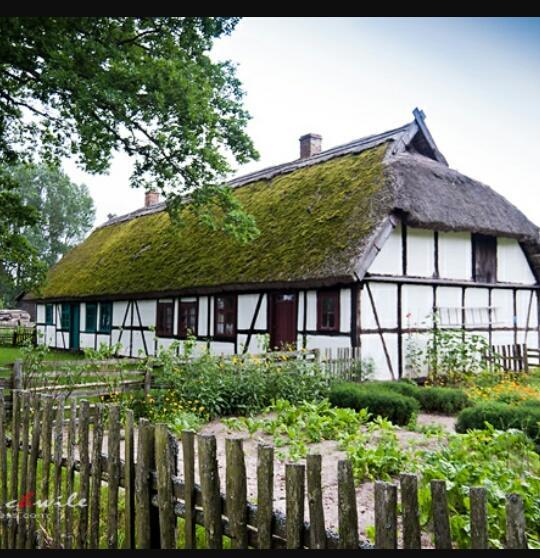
left=69, top=303, right=80, bottom=351
left=270, top=293, right=297, bottom=350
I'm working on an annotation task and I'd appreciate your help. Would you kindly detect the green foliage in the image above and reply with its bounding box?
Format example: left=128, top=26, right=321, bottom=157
left=413, top=426, right=540, bottom=548
left=329, top=382, right=419, bottom=425
left=383, top=383, right=470, bottom=414
left=0, top=17, right=258, bottom=240
left=456, top=402, right=540, bottom=445
left=37, top=146, right=388, bottom=299
left=1, top=164, right=95, bottom=305
left=141, top=345, right=333, bottom=421
left=406, top=326, right=490, bottom=384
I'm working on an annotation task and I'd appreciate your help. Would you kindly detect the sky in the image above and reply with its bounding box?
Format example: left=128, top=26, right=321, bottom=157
left=63, top=17, right=540, bottom=227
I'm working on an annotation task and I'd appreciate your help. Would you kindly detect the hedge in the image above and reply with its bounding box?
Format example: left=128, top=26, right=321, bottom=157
left=370, top=381, right=470, bottom=414
left=329, top=382, right=419, bottom=425
left=456, top=402, right=540, bottom=444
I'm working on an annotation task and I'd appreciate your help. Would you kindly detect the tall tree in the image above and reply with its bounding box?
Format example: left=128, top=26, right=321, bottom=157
left=0, top=164, right=95, bottom=306
left=0, top=17, right=259, bottom=239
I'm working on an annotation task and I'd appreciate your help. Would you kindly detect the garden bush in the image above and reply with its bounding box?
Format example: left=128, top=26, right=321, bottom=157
left=329, top=382, right=419, bottom=425
left=456, top=402, right=540, bottom=444
left=369, top=381, right=470, bottom=414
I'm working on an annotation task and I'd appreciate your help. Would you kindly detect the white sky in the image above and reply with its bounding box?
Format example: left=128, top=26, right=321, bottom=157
left=63, top=17, right=540, bottom=228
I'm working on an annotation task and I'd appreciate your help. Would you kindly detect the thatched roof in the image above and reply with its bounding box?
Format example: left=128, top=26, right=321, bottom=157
left=32, top=111, right=539, bottom=301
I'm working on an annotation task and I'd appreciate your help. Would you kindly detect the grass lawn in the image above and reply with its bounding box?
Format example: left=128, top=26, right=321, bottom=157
left=0, top=347, right=85, bottom=368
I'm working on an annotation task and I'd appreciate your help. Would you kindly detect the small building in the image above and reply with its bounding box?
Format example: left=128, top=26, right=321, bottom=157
left=28, top=109, right=540, bottom=379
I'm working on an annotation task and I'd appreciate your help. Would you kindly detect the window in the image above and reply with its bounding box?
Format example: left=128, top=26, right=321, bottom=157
left=472, top=234, right=497, bottom=283
left=317, top=290, right=340, bottom=332
left=61, top=304, right=70, bottom=330
left=156, top=300, right=174, bottom=337
left=214, top=295, right=236, bottom=338
left=45, top=304, right=54, bottom=325
left=436, top=306, right=499, bottom=327
left=86, top=303, right=98, bottom=332
left=178, top=301, right=198, bottom=338
left=99, top=302, right=112, bottom=333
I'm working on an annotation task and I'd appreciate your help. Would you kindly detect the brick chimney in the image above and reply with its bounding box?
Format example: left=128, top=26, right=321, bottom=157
left=299, top=133, right=322, bottom=159
left=144, top=189, right=160, bottom=207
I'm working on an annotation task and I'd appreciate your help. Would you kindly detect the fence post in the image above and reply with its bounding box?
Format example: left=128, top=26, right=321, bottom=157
left=285, top=462, right=305, bottom=549
left=0, top=391, right=7, bottom=548
left=505, top=493, right=528, bottom=549
left=16, top=391, right=30, bottom=549
left=181, top=430, right=196, bottom=549
left=470, top=487, right=488, bottom=549
left=52, top=396, right=65, bottom=549
left=135, top=419, right=156, bottom=549
left=77, top=399, right=91, bottom=549
left=107, top=405, right=121, bottom=549
left=374, top=481, right=397, bottom=549
left=256, top=444, right=274, bottom=549
left=39, top=396, right=53, bottom=538
left=155, top=424, right=177, bottom=549
left=430, top=479, right=452, bottom=549
left=307, top=454, right=326, bottom=549
left=64, top=400, right=77, bottom=549
left=400, top=473, right=421, bottom=549
left=8, top=390, right=21, bottom=548
left=198, top=434, right=223, bottom=549
left=89, top=404, right=104, bottom=549
left=26, top=395, right=41, bottom=549
left=225, top=437, right=248, bottom=549
left=337, top=460, right=359, bottom=549
left=124, top=410, right=136, bottom=549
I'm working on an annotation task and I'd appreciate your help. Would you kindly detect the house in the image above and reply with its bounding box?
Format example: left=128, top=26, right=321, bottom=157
left=28, top=109, right=540, bottom=379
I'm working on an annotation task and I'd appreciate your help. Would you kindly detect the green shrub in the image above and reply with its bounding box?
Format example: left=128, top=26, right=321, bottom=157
left=371, top=381, right=470, bottom=414
left=329, top=382, right=419, bottom=425
left=456, top=402, right=540, bottom=444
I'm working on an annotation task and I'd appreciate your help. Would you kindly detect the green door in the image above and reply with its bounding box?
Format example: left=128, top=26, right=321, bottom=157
left=69, top=303, right=80, bottom=351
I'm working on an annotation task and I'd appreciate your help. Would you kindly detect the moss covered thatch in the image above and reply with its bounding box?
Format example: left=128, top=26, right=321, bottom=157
left=37, top=145, right=389, bottom=299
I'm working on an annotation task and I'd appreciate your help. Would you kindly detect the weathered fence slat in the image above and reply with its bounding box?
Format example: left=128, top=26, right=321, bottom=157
left=64, top=400, right=77, bottom=549
left=400, top=473, right=421, bottom=549
left=225, top=437, right=248, bottom=549
left=8, top=390, right=20, bottom=548
left=181, top=430, right=196, bottom=549
left=374, top=481, right=397, bottom=549
left=16, top=391, right=31, bottom=549
left=285, top=462, right=305, bottom=549
left=89, top=404, right=104, bottom=549
left=39, top=395, right=53, bottom=537
left=337, top=459, right=359, bottom=549
left=256, top=443, right=274, bottom=549
left=123, top=410, right=135, bottom=549
left=505, top=493, right=528, bottom=549
left=155, top=424, right=176, bottom=549
left=26, top=395, right=41, bottom=549
left=52, top=396, right=65, bottom=548
left=431, top=479, right=452, bottom=550
left=470, top=486, right=488, bottom=549
left=77, top=399, right=91, bottom=549
left=198, top=434, right=223, bottom=549
left=135, top=419, right=153, bottom=549
left=0, top=392, right=7, bottom=549
left=107, top=405, right=121, bottom=549
left=307, top=454, right=326, bottom=549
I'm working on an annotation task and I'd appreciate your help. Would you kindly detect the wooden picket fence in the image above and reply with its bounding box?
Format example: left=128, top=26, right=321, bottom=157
left=485, top=343, right=537, bottom=372
left=0, top=390, right=531, bottom=550
left=0, top=326, right=35, bottom=347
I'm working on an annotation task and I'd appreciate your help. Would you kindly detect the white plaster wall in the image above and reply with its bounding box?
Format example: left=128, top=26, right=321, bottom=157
left=516, top=290, right=538, bottom=329
left=497, top=238, right=536, bottom=284
left=198, top=296, right=209, bottom=336
left=36, top=324, right=45, bottom=344
left=402, top=332, right=430, bottom=378
left=137, top=300, right=156, bottom=328
left=131, top=330, right=150, bottom=357
left=80, top=303, right=87, bottom=331
left=340, top=289, right=351, bottom=333
left=407, top=228, right=435, bottom=277
left=369, top=223, right=402, bottom=275
left=491, top=330, right=515, bottom=347
left=96, top=334, right=110, bottom=350
left=80, top=333, right=95, bottom=349
left=436, top=286, right=463, bottom=327
left=438, top=232, right=472, bottom=280
left=305, top=335, right=351, bottom=354
left=360, top=333, right=398, bottom=380
left=305, top=291, right=317, bottom=331
left=238, top=294, right=261, bottom=330
left=492, top=289, right=513, bottom=327
left=297, top=292, right=305, bottom=331
left=113, top=301, right=129, bottom=327
left=361, top=283, right=397, bottom=329
left=401, top=285, right=433, bottom=328
left=209, top=341, right=235, bottom=356
left=36, top=304, right=45, bottom=323
left=464, top=288, right=490, bottom=327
